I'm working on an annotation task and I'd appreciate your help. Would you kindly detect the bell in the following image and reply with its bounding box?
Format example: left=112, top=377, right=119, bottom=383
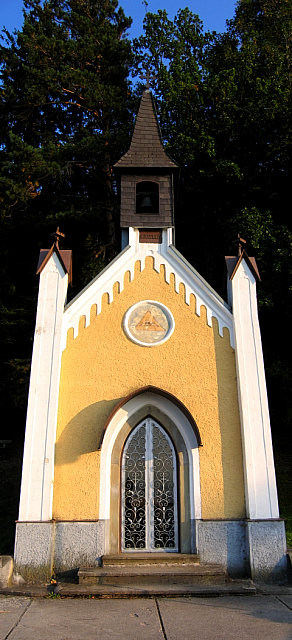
left=140, top=195, right=153, bottom=210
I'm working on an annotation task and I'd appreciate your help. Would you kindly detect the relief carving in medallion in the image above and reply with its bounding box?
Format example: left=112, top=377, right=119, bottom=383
left=123, top=301, right=174, bottom=346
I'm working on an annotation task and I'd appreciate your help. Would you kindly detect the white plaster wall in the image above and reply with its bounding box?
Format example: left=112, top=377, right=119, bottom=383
left=18, top=253, right=68, bottom=521
left=231, top=260, right=279, bottom=519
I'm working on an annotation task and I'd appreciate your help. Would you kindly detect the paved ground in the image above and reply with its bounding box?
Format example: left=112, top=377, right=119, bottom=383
left=0, top=595, right=292, bottom=640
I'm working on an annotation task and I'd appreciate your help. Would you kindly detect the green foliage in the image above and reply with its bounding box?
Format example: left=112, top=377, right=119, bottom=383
left=0, top=0, right=135, bottom=437
left=274, top=448, right=292, bottom=547
left=207, top=0, right=291, bottom=218
left=214, top=0, right=292, bottom=444
left=0, top=444, right=23, bottom=554
left=1, top=0, right=134, bottom=269
left=134, top=1, right=291, bottom=445
left=133, top=10, right=223, bottom=291
left=134, top=9, right=214, bottom=165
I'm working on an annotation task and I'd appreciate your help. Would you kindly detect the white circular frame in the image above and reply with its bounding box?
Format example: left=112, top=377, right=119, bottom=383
left=123, top=300, right=175, bottom=347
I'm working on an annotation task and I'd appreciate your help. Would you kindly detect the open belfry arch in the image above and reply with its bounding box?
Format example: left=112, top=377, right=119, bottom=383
left=15, top=89, right=287, bottom=583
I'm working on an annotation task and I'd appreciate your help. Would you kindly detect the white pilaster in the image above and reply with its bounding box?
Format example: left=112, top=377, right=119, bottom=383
left=18, top=252, right=68, bottom=522
left=231, top=259, right=279, bottom=519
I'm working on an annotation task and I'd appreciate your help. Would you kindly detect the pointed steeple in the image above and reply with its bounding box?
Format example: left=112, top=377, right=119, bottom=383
left=115, top=91, right=178, bottom=169
left=115, top=91, right=179, bottom=236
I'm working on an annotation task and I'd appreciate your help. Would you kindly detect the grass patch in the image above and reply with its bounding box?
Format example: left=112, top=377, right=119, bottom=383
left=0, top=442, right=23, bottom=555
left=274, top=446, right=292, bottom=547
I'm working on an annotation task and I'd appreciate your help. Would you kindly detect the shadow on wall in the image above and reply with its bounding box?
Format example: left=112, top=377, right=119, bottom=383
left=54, top=398, right=123, bottom=465
left=212, top=317, right=246, bottom=521
left=212, top=317, right=248, bottom=576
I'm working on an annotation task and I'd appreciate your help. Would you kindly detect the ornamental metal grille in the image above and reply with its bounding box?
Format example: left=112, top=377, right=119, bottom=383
left=122, top=418, right=178, bottom=551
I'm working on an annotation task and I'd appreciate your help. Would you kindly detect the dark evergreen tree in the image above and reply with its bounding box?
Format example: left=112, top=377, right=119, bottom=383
left=134, top=1, right=291, bottom=444
left=0, top=0, right=134, bottom=437
left=133, top=9, right=225, bottom=291
left=205, top=0, right=292, bottom=446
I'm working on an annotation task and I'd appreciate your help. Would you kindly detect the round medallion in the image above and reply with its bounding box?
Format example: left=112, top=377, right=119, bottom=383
left=123, top=300, right=175, bottom=347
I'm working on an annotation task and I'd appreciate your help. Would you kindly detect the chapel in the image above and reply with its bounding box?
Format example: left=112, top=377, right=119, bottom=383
left=14, top=89, right=287, bottom=584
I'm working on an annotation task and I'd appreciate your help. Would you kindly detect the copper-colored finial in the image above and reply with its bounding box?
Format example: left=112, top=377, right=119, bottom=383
left=235, top=233, right=246, bottom=257
left=139, top=68, right=157, bottom=90
left=51, top=226, right=65, bottom=249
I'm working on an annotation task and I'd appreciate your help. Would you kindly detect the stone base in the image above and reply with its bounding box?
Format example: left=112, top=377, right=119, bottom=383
left=14, top=522, right=53, bottom=582
left=14, top=518, right=288, bottom=583
left=197, top=519, right=288, bottom=582
left=14, top=521, right=105, bottom=582
left=197, top=520, right=248, bottom=578
left=247, top=520, right=288, bottom=583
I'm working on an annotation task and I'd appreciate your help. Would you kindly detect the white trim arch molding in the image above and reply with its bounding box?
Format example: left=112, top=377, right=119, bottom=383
left=99, top=390, right=202, bottom=555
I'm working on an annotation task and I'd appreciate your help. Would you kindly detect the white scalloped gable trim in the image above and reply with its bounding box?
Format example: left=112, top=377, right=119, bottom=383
left=61, top=229, right=234, bottom=350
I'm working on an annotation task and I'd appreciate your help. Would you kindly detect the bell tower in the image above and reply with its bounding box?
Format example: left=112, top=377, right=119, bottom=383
left=114, top=89, right=179, bottom=245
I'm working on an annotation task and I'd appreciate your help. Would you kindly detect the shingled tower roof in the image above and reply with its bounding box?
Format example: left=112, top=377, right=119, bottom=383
left=114, top=91, right=178, bottom=170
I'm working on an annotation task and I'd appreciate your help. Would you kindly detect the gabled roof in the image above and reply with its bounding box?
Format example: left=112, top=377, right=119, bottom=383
left=225, top=252, right=261, bottom=282
left=114, top=91, right=179, bottom=170
left=37, top=246, right=72, bottom=283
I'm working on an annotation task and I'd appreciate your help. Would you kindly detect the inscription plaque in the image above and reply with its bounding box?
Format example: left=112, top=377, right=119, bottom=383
left=139, top=229, right=162, bottom=244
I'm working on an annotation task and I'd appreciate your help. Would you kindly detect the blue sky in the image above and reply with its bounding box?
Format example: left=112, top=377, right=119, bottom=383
left=1, top=0, right=237, bottom=38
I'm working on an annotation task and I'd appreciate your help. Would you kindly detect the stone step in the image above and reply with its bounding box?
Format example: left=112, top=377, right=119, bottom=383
left=59, top=579, right=256, bottom=598
left=102, top=553, right=200, bottom=567
left=78, top=563, right=226, bottom=586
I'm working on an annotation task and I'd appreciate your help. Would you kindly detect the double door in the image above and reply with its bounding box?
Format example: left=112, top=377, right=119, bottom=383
left=121, top=417, right=178, bottom=551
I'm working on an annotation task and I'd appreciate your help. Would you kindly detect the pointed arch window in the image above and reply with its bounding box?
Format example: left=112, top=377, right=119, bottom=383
left=136, top=181, right=159, bottom=214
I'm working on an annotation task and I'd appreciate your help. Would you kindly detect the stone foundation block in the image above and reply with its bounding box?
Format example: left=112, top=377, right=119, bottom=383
left=14, top=521, right=105, bottom=582
left=197, top=520, right=248, bottom=577
left=14, top=522, right=53, bottom=582
left=247, top=519, right=288, bottom=583
left=54, top=521, right=105, bottom=572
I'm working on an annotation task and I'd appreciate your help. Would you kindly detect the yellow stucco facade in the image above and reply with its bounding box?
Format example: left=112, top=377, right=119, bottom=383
left=53, top=256, right=245, bottom=522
